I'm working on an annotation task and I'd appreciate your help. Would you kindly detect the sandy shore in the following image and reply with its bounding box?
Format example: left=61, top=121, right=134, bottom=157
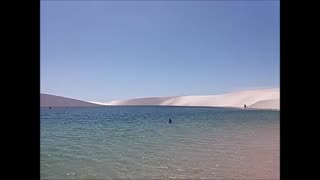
left=92, top=88, right=279, bottom=110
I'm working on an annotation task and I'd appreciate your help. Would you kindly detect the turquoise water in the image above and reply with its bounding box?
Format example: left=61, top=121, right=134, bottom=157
left=41, top=106, right=279, bottom=179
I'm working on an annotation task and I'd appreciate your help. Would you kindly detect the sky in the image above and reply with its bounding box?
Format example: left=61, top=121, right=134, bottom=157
left=41, top=0, right=279, bottom=102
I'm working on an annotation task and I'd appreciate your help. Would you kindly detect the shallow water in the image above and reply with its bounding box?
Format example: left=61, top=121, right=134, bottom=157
left=41, top=106, right=279, bottom=179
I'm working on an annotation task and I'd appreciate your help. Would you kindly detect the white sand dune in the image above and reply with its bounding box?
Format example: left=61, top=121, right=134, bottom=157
left=248, top=99, right=279, bottom=110
left=87, top=101, right=109, bottom=106
left=98, top=88, right=279, bottom=110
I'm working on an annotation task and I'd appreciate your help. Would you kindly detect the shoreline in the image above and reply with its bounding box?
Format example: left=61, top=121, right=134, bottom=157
left=41, top=88, right=280, bottom=111
left=41, top=105, right=279, bottom=111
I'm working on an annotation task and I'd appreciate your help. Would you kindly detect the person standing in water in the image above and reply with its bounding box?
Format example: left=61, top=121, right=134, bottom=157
left=169, top=118, right=172, bottom=123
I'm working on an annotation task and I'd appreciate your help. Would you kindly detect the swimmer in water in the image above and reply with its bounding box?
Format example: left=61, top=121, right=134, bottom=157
left=169, top=118, right=172, bottom=123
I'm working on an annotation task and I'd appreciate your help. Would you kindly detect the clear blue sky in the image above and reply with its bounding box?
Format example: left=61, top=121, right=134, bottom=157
left=41, top=0, right=279, bottom=102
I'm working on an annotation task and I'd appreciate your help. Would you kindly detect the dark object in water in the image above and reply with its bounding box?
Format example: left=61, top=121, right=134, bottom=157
left=244, top=104, right=247, bottom=109
left=49, top=107, right=51, bottom=109
left=169, top=118, right=172, bottom=123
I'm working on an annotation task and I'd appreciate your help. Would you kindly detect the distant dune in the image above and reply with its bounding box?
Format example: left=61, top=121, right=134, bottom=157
left=41, top=93, right=101, bottom=107
left=96, top=88, right=279, bottom=110
left=248, top=99, right=279, bottom=110
left=42, top=88, right=279, bottom=110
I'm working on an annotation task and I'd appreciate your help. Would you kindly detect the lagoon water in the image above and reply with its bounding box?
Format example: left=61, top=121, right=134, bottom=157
left=41, top=106, right=279, bottom=179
